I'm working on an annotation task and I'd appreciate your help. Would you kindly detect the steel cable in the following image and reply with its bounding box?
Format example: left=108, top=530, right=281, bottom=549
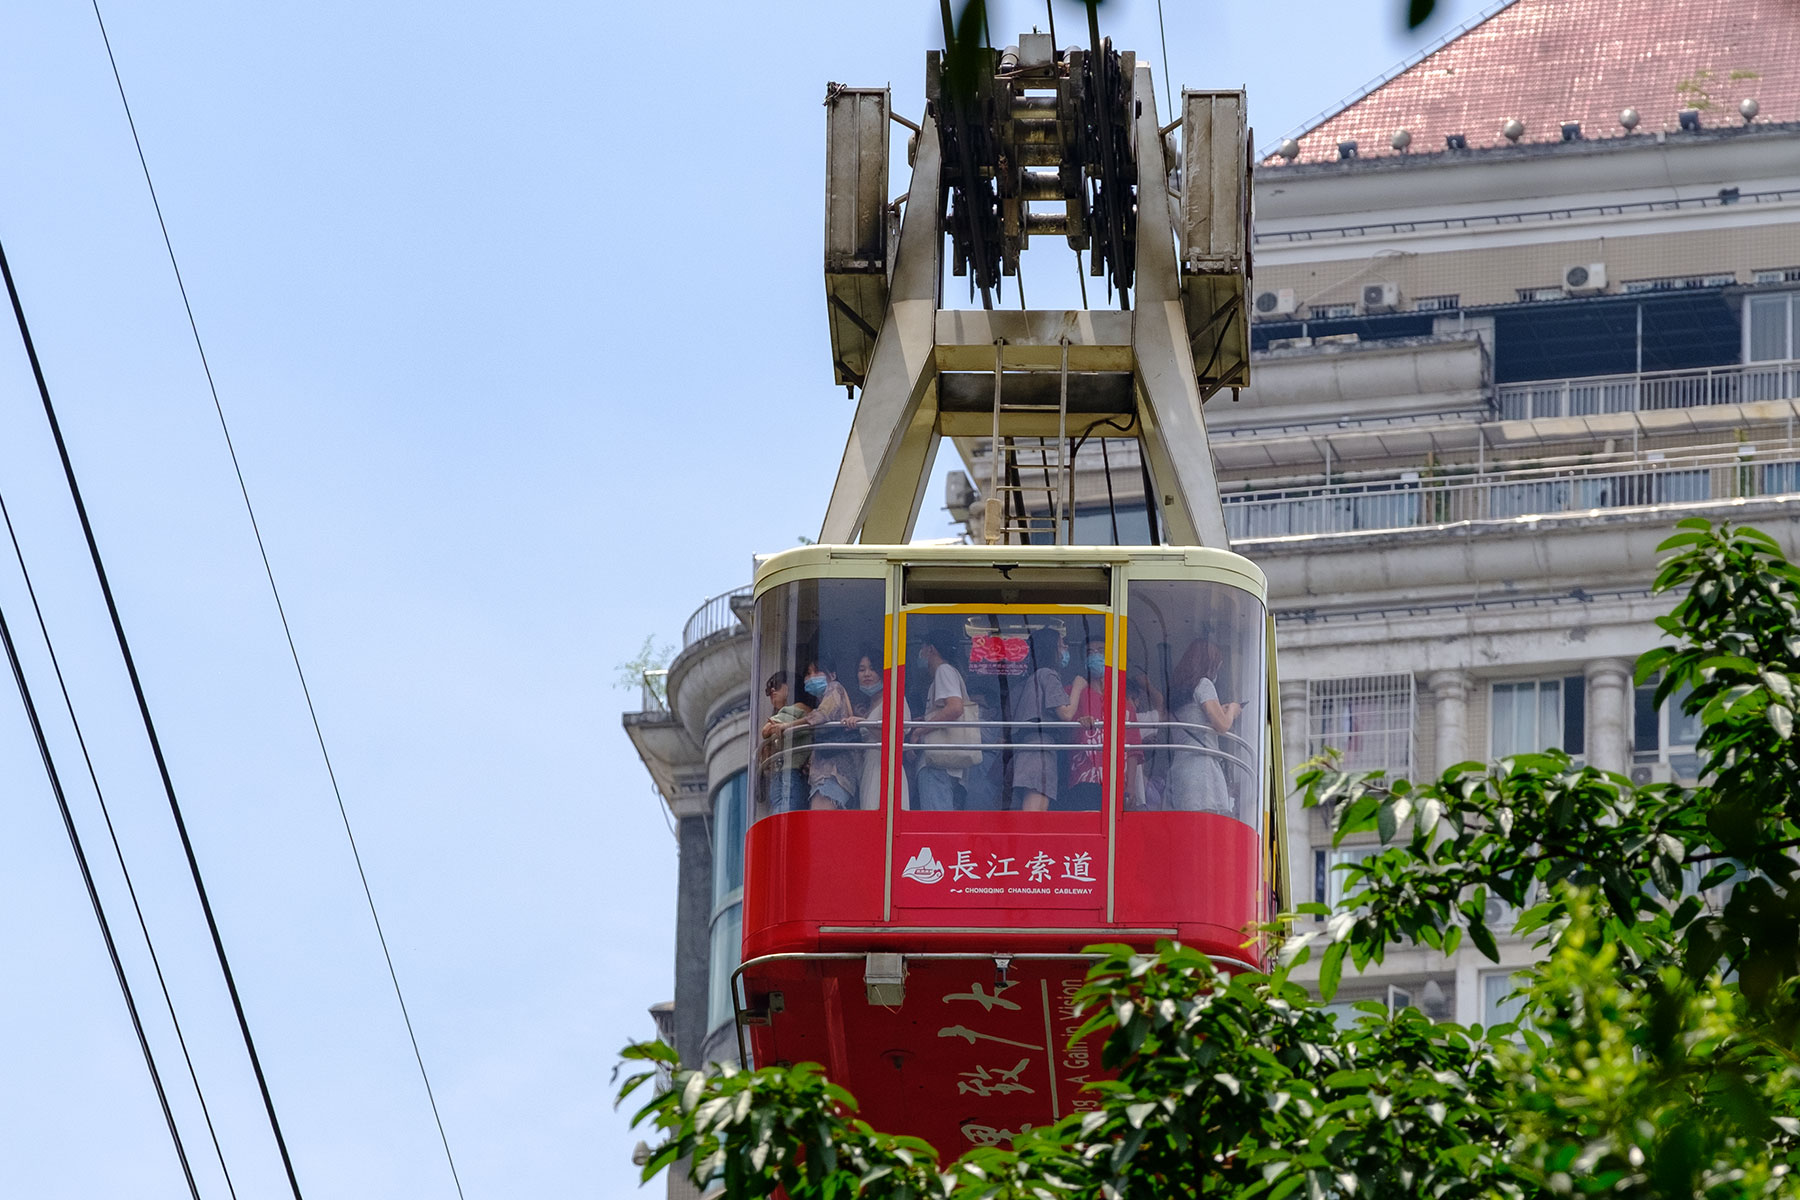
left=0, top=533, right=202, bottom=1200
left=86, top=5, right=467, bottom=1195
left=0, top=487, right=241, bottom=1199
left=0, top=228, right=308, bottom=1200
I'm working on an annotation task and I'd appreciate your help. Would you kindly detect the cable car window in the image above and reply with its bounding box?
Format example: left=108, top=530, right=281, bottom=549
left=751, top=577, right=887, bottom=819
left=1125, top=580, right=1266, bottom=822
left=903, top=565, right=1110, bottom=606
left=901, top=608, right=1109, bottom=812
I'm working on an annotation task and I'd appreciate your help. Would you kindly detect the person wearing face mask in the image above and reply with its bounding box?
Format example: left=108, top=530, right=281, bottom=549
left=842, top=651, right=909, bottom=809
left=1062, top=634, right=1140, bottom=811
left=793, top=652, right=858, bottom=810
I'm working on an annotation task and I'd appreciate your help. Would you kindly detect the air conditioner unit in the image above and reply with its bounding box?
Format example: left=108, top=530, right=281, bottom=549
left=1252, top=287, right=1298, bottom=317
left=1360, top=281, right=1400, bottom=312
left=1629, top=761, right=1673, bottom=785
left=1564, top=262, right=1607, bottom=293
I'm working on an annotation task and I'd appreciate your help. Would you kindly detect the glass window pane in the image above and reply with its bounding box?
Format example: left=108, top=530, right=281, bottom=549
left=1124, top=580, right=1269, bottom=821
left=711, top=771, right=749, bottom=905
left=1667, top=680, right=1703, bottom=748
left=751, top=578, right=887, bottom=819
left=705, top=903, right=743, bottom=1037
left=1481, top=970, right=1527, bottom=1028
left=1634, top=682, right=1661, bottom=754
left=1747, top=295, right=1789, bottom=362
left=1327, top=845, right=1378, bottom=909
left=903, top=608, right=1111, bottom=813
left=1562, top=675, right=1585, bottom=756
left=1490, top=683, right=1517, bottom=757
left=1072, top=502, right=1153, bottom=545
left=1536, top=680, right=1561, bottom=753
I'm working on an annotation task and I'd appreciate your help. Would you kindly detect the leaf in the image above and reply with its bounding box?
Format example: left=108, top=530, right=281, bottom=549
left=1769, top=704, right=1794, bottom=739
left=1377, top=799, right=1399, bottom=844
left=1320, top=941, right=1349, bottom=1002
left=680, top=1071, right=706, bottom=1112
left=1468, top=919, right=1500, bottom=963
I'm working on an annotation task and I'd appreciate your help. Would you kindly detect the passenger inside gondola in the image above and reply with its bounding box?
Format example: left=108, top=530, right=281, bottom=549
left=759, top=671, right=813, bottom=814
left=1166, top=638, right=1243, bottom=816
left=1064, top=633, right=1141, bottom=811
left=1006, top=626, right=1083, bottom=811
left=845, top=651, right=907, bottom=810
left=795, top=653, right=858, bottom=810
left=911, top=630, right=973, bottom=811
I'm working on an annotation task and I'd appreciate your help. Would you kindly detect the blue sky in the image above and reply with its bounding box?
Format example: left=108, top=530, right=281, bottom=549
left=0, top=1, right=1489, bottom=1195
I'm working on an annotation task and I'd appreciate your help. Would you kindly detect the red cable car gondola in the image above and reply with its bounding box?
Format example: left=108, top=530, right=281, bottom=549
left=730, top=28, right=1279, bottom=1159
left=734, top=544, right=1287, bottom=1157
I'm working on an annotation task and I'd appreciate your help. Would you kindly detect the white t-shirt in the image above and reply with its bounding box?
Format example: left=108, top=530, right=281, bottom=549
left=926, top=661, right=967, bottom=712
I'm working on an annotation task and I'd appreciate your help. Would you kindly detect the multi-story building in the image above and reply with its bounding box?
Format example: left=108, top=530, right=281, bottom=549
left=624, top=0, right=1800, bottom=1112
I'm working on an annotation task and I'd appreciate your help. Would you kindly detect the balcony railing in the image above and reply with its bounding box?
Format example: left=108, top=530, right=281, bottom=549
left=1226, top=445, right=1800, bottom=543
left=681, top=584, right=753, bottom=648
left=1497, top=360, right=1800, bottom=421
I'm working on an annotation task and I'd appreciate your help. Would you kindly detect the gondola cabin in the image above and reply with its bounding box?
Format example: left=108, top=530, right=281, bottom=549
left=736, top=543, right=1287, bottom=1157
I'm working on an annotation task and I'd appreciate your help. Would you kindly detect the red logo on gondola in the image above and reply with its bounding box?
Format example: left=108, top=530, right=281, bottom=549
left=968, top=633, right=1030, bottom=675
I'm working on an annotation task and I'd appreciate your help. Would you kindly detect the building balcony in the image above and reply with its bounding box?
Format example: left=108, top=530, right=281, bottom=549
left=1498, top=359, right=1800, bottom=421
left=1226, top=442, right=1800, bottom=545
left=681, top=584, right=753, bottom=649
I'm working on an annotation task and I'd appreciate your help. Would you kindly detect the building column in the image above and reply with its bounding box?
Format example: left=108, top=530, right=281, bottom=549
left=1427, top=669, right=1474, bottom=778
left=1277, top=679, right=1311, bottom=909
left=1584, top=659, right=1633, bottom=775
left=669, top=777, right=713, bottom=1069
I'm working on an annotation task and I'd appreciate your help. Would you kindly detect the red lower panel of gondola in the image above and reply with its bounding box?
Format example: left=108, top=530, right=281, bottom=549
left=741, top=956, right=1111, bottom=1160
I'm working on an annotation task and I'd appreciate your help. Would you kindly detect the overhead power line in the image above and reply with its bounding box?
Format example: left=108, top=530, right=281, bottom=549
left=85, top=5, right=467, bottom=1196
left=0, top=506, right=202, bottom=1200
left=0, top=485, right=242, bottom=1198
left=0, top=229, right=307, bottom=1200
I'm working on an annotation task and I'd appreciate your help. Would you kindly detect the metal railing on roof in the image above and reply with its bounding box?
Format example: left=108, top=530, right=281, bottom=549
left=1497, top=360, right=1800, bottom=420
left=1226, top=444, right=1800, bottom=544
left=681, top=585, right=752, bottom=648
left=1255, top=188, right=1800, bottom=245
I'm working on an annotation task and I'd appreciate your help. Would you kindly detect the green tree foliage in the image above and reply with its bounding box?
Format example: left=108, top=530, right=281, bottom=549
left=614, top=634, right=675, bottom=707
left=616, top=520, right=1800, bottom=1198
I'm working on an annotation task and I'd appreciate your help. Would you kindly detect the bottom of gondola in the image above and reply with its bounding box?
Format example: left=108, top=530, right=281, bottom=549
left=731, top=947, right=1258, bottom=1161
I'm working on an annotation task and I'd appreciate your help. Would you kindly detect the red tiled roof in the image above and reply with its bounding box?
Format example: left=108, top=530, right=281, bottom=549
left=1269, top=0, right=1800, bottom=164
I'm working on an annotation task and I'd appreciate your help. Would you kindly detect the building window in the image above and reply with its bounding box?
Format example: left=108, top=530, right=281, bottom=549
left=1490, top=677, right=1585, bottom=758
left=1745, top=292, right=1797, bottom=363
left=1753, top=268, right=1800, bottom=285
left=1764, top=461, right=1800, bottom=496
left=1633, top=676, right=1701, bottom=779
left=1316, top=844, right=1380, bottom=911
left=1413, top=294, right=1460, bottom=312
left=1311, top=302, right=1356, bottom=319
left=1071, top=502, right=1153, bottom=545
left=705, top=904, right=744, bottom=1038
left=706, top=771, right=749, bottom=1037
left=712, top=771, right=749, bottom=904
left=1480, top=970, right=1529, bottom=1029
left=1306, top=674, right=1415, bottom=774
